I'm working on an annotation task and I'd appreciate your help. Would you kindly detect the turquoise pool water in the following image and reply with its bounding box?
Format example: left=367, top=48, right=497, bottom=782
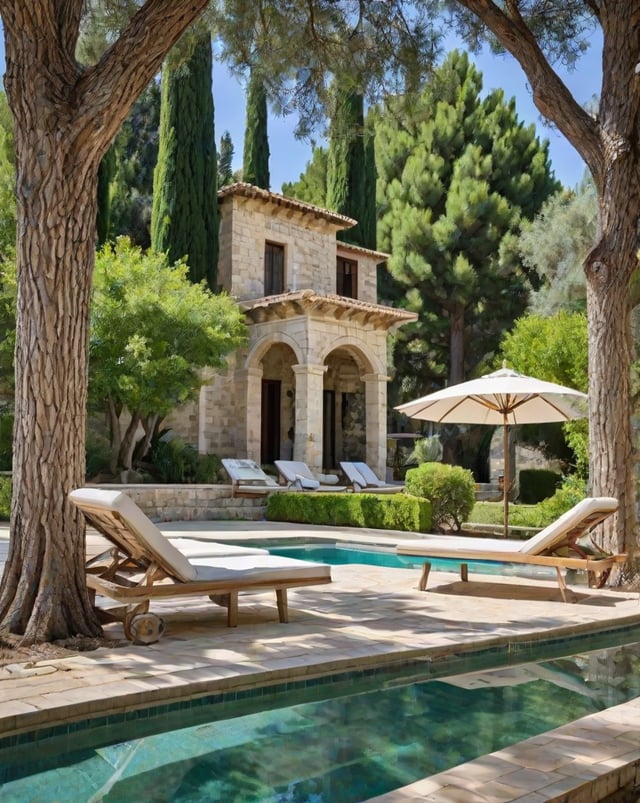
left=3, top=627, right=640, bottom=801
left=266, top=542, right=556, bottom=578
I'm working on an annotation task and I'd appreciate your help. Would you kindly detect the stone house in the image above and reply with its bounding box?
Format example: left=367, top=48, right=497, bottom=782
left=167, top=183, right=416, bottom=480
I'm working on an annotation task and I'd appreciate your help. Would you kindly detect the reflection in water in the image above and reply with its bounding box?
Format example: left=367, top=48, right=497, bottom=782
left=3, top=641, right=640, bottom=802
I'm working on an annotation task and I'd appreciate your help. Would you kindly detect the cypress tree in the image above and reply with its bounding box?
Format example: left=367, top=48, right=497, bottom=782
left=218, top=131, right=235, bottom=187
left=326, top=87, right=366, bottom=247
left=96, top=145, right=115, bottom=247
left=242, top=70, right=270, bottom=189
left=151, top=27, right=218, bottom=289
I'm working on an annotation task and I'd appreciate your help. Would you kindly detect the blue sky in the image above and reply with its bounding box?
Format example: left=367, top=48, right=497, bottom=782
left=215, top=38, right=601, bottom=193
left=0, top=25, right=600, bottom=193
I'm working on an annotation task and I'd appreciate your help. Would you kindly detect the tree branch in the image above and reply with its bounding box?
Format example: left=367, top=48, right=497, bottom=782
left=76, top=0, right=210, bottom=156
left=455, top=0, right=603, bottom=182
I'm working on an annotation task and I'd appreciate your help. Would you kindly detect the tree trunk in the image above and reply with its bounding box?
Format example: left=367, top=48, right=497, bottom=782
left=0, top=131, right=103, bottom=641
left=448, top=304, right=465, bottom=385
left=585, top=194, right=638, bottom=554
left=0, top=0, right=209, bottom=643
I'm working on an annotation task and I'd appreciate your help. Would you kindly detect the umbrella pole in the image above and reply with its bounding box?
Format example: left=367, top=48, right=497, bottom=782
left=503, top=420, right=509, bottom=538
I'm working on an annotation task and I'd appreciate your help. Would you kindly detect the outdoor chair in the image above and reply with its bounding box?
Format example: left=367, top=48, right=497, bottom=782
left=340, top=461, right=404, bottom=494
left=395, top=497, right=625, bottom=602
left=274, top=460, right=348, bottom=491
left=222, top=458, right=288, bottom=497
left=70, top=488, right=331, bottom=644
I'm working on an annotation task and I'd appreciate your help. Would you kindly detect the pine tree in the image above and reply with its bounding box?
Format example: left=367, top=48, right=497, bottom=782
left=151, top=27, right=218, bottom=289
left=242, top=70, right=270, bottom=188
left=282, top=145, right=328, bottom=206
left=377, top=51, right=560, bottom=399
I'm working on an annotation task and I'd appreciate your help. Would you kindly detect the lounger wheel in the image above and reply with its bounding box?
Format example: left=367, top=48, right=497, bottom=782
left=125, top=612, right=165, bottom=644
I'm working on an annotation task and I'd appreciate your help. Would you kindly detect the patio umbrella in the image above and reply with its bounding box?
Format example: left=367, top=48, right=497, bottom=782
left=395, top=365, right=588, bottom=537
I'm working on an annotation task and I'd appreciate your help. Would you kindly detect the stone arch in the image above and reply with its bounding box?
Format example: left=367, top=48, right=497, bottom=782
left=318, top=335, right=383, bottom=376
left=244, top=331, right=304, bottom=370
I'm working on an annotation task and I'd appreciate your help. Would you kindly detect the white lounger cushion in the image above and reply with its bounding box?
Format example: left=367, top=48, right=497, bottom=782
left=190, top=553, right=332, bottom=582
left=168, top=539, right=269, bottom=558
left=517, top=497, right=618, bottom=554
left=70, top=488, right=197, bottom=582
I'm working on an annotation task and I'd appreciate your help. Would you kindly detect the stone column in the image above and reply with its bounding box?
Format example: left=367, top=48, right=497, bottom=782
left=234, top=366, right=263, bottom=461
left=292, top=363, right=327, bottom=471
left=363, top=372, right=390, bottom=479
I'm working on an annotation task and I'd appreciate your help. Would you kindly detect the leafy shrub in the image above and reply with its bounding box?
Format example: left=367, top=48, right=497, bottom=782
left=0, top=475, right=11, bottom=520
left=538, top=474, right=587, bottom=524
left=518, top=468, right=562, bottom=504
left=405, top=462, right=475, bottom=532
left=266, top=492, right=431, bottom=533
left=148, top=438, right=223, bottom=483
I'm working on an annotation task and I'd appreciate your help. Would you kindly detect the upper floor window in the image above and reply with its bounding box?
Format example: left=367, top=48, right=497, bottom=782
left=336, top=256, right=358, bottom=299
left=264, top=242, right=285, bottom=295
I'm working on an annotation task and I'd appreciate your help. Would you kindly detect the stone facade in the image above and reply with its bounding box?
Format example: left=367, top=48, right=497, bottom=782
left=94, top=484, right=267, bottom=522
left=166, top=183, right=416, bottom=480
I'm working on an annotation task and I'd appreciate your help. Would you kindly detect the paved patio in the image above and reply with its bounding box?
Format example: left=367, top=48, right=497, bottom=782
left=2, top=519, right=640, bottom=801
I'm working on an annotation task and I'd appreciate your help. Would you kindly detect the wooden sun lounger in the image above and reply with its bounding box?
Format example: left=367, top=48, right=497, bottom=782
left=396, top=497, right=625, bottom=602
left=70, top=488, right=331, bottom=643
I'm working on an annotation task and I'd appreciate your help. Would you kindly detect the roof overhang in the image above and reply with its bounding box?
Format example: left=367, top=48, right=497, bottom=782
left=240, top=289, right=418, bottom=331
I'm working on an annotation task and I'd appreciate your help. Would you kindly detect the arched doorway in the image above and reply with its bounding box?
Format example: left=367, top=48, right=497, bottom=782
left=259, top=343, right=297, bottom=465
left=323, top=348, right=368, bottom=470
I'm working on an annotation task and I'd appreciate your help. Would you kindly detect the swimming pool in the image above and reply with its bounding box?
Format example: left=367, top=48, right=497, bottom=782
left=265, top=542, right=558, bottom=578
left=3, top=626, right=640, bottom=801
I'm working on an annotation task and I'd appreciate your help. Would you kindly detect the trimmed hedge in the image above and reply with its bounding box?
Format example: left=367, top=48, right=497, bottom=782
left=519, top=468, right=562, bottom=504
left=266, top=491, right=431, bottom=533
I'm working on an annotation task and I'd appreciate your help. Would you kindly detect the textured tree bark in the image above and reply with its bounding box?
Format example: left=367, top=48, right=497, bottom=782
left=0, top=0, right=209, bottom=643
left=456, top=0, right=640, bottom=554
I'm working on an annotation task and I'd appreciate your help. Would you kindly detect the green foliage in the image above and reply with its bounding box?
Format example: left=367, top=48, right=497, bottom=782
left=327, top=88, right=368, bottom=247
left=218, top=131, right=235, bottom=187
left=519, top=180, right=595, bottom=315
left=377, top=51, right=560, bottom=400
left=538, top=474, right=588, bottom=523
left=149, top=438, right=222, bottom=483
left=151, top=27, right=218, bottom=289
left=96, top=145, right=116, bottom=247
left=282, top=145, right=328, bottom=204
left=0, top=474, right=10, bottom=520
left=519, top=468, right=562, bottom=504
left=0, top=409, right=13, bottom=470
left=500, top=310, right=588, bottom=474
left=467, top=501, right=547, bottom=530
left=242, top=71, right=270, bottom=189
left=266, top=492, right=432, bottom=533
left=407, top=436, right=443, bottom=466
left=404, top=462, right=476, bottom=532
left=0, top=258, right=16, bottom=397
left=90, top=237, right=247, bottom=470
left=109, top=81, right=161, bottom=249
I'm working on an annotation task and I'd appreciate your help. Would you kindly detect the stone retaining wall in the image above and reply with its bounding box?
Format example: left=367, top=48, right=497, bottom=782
left=92, top=484, right=266, bottom=522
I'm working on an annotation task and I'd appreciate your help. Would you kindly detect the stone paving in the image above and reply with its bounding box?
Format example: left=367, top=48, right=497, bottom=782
left=2, top=520, right=640, bottom=801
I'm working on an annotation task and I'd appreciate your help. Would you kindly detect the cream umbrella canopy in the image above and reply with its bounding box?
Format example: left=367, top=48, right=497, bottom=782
left=395, top=365, right=588, bottom=537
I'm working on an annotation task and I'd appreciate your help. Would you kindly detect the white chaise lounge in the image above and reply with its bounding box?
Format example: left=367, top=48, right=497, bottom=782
left=396, top=497, right=624, bottom=602
left=70, top=488, right=331, bottom=643
left=340, top=461, right=404, bottom=494
left=221, top=458, right=287, bottom=497
left=274, top=460, right=348, bottom=492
